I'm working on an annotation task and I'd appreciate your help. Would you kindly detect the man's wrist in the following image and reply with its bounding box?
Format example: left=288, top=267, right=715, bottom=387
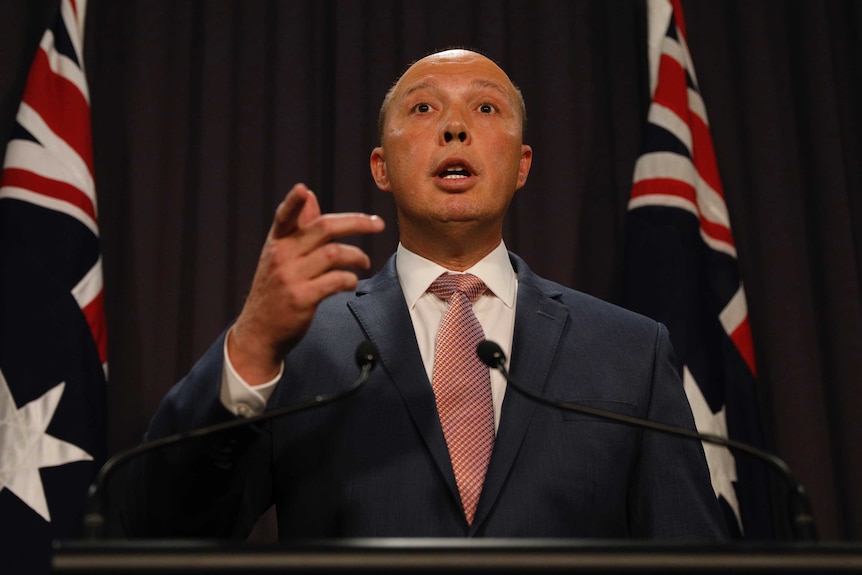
left=221, top=333, right=281, bottom=417
left=226, top=323, right=283, bottom=385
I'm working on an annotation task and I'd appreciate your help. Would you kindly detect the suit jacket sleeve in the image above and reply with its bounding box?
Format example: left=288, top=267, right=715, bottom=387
left=120, top=330, right=274, bottom=538
left=626, top=322, right=727, bottom=538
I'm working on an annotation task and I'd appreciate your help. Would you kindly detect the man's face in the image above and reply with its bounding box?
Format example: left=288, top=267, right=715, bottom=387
left=370, top=50, right=532, bottom=240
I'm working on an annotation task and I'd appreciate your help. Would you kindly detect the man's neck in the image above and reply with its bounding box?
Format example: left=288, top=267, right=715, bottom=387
left=399, top=229, right=501, bottom=272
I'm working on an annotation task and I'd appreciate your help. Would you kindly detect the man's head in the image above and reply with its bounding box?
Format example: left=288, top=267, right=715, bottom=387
left=377, top=50, right=528, bottom=143
left=369, top=49, right=533, bottom=265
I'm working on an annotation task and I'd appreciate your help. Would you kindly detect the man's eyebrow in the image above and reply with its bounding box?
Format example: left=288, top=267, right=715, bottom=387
left=402, top=81, right=437, bottom=98
left=471, top=78, right=508, bottom=96
left=401, top=78, right=509, bottom=99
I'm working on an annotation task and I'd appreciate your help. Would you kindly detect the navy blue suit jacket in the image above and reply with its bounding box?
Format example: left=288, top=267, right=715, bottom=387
left=124, top=253, right=726, bottom=540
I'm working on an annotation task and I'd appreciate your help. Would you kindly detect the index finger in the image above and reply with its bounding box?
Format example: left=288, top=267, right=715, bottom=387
left=297, top=211, right=386, bottom=251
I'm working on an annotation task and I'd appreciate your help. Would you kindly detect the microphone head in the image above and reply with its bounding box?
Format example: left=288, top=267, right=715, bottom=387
left=476, top=340, right=505, bottom=368
left=354, top=340, right=379, bottom=370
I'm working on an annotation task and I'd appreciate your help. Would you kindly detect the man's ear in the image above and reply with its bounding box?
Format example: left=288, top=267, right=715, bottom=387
left=516, top=144, right=533, bottom=190
left=370, top=147, right=391, bottom=192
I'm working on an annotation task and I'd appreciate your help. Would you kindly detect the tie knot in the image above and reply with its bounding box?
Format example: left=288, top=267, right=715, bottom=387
left=429, top=273, right=487, bottom=303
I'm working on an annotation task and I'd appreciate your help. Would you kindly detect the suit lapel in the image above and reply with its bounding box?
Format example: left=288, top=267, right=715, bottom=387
left=470, top=254, right=569, bottom=533
left=350, top=253, right=570, bottom=532
left=348, top=256, right=462, bottom=508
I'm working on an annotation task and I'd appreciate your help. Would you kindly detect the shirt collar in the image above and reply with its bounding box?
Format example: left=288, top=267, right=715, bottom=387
left=396, top=241, right=517, bottom=309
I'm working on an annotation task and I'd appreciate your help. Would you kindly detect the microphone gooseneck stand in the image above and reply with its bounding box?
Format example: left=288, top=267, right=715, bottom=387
left=82, top=341, right=379, bottom=540
left=476, top=339, right=818, bottom=542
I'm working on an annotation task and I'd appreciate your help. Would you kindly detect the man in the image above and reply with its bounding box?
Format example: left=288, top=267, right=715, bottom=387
left=123, top=49, right=726, bottom=539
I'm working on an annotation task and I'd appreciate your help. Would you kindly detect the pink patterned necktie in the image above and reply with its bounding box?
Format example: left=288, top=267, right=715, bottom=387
left=428, top=273, right=494, bottom=525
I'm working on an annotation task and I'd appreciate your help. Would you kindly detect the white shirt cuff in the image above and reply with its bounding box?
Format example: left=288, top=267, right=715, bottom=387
left=220, top=335, right=282, bottom=417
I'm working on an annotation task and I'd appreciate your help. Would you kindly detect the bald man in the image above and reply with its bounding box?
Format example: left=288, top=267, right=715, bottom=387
left=124, top=50, right=726, bottom=540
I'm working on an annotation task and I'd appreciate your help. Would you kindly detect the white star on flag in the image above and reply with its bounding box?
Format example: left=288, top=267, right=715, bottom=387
left=682, top=365, right=742, bottom=533
left=0, top=368, right=93, bottom=522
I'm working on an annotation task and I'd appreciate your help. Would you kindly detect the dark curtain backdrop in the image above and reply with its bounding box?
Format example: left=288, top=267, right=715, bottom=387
left=2, top=0, right=861, bottom=541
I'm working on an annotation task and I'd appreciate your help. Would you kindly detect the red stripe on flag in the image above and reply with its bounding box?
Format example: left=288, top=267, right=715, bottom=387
left=81, top=289, right=108, bottom=364
left=729, top=315, right=757, bottom=376
left=689, top=113, right=724, bottom=199
left=631, top=177, right=696, bottom=205
left=632, top=176, right=734, bottom=248
left=1, top=167, right=95, bottom=220
left=21, top=48, right=94, bottom=176
left=653, top=54, right=689, bottom=124
left=699, top=214, right=734, bottom=247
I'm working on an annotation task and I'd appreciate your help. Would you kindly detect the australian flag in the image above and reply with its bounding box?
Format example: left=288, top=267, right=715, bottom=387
left=0, top=0, right=107, bottom=572
left=622, top=0, right=773, bottom=538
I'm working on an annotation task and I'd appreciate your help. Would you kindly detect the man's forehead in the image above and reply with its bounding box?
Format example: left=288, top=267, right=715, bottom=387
left=414, top=48, right=492, bottom=67
left=394, top=52, right=515, bottom=99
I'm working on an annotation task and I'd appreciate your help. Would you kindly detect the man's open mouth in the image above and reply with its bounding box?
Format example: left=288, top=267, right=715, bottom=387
left=438, top=165, right=473, bottom=179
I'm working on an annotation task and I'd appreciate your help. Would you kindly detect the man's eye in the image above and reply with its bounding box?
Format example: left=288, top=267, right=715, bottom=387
left=479, top=103, right=495, bottom=113
left=414, top=103, right=431, bottom=113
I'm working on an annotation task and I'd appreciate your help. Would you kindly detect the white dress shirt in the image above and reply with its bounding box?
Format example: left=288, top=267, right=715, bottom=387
left=394, top=241, right=516, bottom=432
left=221, top=241, right=518, bottom=432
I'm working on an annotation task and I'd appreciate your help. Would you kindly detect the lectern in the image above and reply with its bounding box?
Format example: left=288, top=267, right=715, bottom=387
left=53, top=538, right=862, bottom=574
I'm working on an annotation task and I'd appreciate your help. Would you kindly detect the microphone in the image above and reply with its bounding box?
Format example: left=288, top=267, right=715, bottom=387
left=83, top=340, right=379, bottom=540
left=476, top=340, right=818, bottom=542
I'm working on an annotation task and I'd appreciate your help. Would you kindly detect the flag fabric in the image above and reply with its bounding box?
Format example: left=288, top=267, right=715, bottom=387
left=0, top=0, right=106, bottom=571
left=622, top=0, right=773, bottom=538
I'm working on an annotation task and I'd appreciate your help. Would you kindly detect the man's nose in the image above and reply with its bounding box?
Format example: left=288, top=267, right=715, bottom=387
left=441, top=110, right=470, bottom=144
